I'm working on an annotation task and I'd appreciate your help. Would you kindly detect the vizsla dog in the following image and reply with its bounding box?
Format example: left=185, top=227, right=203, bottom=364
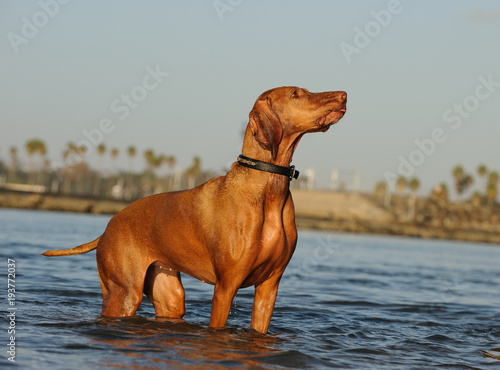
left=43, top=86, right=347, bottom=334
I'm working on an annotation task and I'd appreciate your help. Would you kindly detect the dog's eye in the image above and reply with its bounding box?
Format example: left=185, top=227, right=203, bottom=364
left=291, top=90, right=299, bottom=98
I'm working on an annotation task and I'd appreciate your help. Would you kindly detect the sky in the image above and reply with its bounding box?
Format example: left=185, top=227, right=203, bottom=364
left=1, top=0, right=499, bottom=195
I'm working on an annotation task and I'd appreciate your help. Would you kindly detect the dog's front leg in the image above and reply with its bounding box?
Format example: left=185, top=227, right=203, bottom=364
left=209, top=282, right=239, bottom=329
left=251, top=275, right=281, bottom=334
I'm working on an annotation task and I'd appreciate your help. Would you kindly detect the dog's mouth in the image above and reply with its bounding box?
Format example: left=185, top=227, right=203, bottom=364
left=315, top=107, right=347, bottom=127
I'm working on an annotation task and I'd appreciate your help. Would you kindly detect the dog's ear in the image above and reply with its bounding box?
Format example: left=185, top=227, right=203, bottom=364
left=249, top=97, right=283, bottom=160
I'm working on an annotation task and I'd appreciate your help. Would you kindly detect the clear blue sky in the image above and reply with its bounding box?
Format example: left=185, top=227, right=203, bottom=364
left=1, top=0, right=499, bottom=194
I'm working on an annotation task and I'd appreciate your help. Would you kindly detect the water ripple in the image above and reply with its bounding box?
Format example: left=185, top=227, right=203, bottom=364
left=2, top=210, right=500, bottom=369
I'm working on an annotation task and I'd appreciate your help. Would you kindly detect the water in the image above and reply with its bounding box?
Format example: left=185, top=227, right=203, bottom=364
left=1, top=208, right=500, bottom=369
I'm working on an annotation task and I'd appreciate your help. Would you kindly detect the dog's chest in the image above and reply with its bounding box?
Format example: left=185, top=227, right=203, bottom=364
left=255, top=197, right=296, bottom=263
left=256, top=221, right=295, bottom=267
left=239, top=228, right=294, bottom=287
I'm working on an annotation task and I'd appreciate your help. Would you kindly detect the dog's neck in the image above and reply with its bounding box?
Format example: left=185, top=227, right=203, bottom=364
left=230, top=128, right=304, bottom=198
left=240, top=127, right=303, bottom=168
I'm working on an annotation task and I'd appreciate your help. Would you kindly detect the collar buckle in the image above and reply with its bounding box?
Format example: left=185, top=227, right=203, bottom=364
left=289, top=165, right=296, bottom=180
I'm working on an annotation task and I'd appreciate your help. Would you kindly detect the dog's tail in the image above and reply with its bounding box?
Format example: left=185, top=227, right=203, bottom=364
left=42, top=236, right=100, bottom=257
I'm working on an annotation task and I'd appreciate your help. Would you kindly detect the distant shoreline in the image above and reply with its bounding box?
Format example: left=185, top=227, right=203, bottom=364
left=292, top=189, right=500, bottom=245
left=0, top=189, right=129, bottom=215
left=1, top=188, right=499, bottom=245
left=294, top=216, right=500, bottom=245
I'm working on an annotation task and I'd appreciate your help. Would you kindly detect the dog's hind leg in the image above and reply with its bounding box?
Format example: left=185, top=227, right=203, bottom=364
left=96, top=249, right=146, bottom=317
left=144, top=261, right=185, bottom=319
left=98, top=268, right=145, bottom=317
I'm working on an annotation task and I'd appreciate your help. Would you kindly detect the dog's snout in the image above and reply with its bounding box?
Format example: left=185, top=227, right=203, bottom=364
left=337, top=91, right=347, bottom=102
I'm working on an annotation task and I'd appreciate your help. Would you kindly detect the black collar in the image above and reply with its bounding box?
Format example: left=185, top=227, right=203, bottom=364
left=237, top=155, right=300, bottom=180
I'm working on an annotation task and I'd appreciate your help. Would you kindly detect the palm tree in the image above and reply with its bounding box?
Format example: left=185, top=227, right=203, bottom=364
left=73, top=145, right=89, bottom=194
left=61, top=142, right=81, bottom=169
left=152, top=155, right=164, bottom=172
left=487, top=171, right=499, bottom=206
left=166, top=156, right=176, bottom=170
left=110, top=148, right=119, bottom=171
left=439, top=183, right=449, bottom=202
left=8, top=147, right=19, bottom=182
left=489, top=171, right=499, bottom=186
left=396, top=176, right=406, bottom=195
left=25, top=139, right=46, bottom=185
left=477, top=164, right=487, bottom=178
left=162, top=155, right=175, bottom=190
left=78, top=145, right=87, bottom=157
left=460, top=174, right=474, bottom=196
left=409, top=177, right=420, bottom=193
left=127, top=146, right=136, bottom=173
left=26, top=140, right=37, bottom=184
left=144, top=149, right=155, bottom=171
left=37, top=141, right=47, bottom=186
left=373, top=181, right=391, bottom=208
left=153, top=154, right=165, bottom=193
left=94, top=144, right=106, bottom=196
left=62, top=142, right=88, bottom=193
left=142, top=150, right=163, bottom=174
left=486, top=182, right=498, bottom=206
left=61, top=142, right=82, bottom=194
left=25, top=140, right=36, bottom=159
left=452, top=165, right=464, bottom=200
left=143, top=149, right=160, bottom=195
left=186, top=156, right=202, bottom=188
left=125, top=146, right=137, bottom=198
left=477, top=164, right=488, bottom=199
left=63, top=142, right=86, bottom=167
left=452, top=165, right=464, bottom=181
left=472, top=191, right=482, bottom=207
left=97, top=144, right=106, bottom=163
left=452, top=165, right=474, bottom=201
left=408, top=177, right=420, bottom=220
left=166, top=156, right=181, bottom=191
left=110, top=148, right=121, bottom=196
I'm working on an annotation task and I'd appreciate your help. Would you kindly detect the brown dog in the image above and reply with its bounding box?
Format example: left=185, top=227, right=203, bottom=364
left=43, top=86, right=347, bottom=334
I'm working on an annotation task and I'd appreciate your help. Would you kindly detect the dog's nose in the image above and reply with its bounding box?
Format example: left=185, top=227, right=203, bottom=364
left=333, top=91, right=347, bottom=105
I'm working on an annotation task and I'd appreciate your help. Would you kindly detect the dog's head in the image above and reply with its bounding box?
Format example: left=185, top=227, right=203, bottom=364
left=249, top=86, right=347, bottom=159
